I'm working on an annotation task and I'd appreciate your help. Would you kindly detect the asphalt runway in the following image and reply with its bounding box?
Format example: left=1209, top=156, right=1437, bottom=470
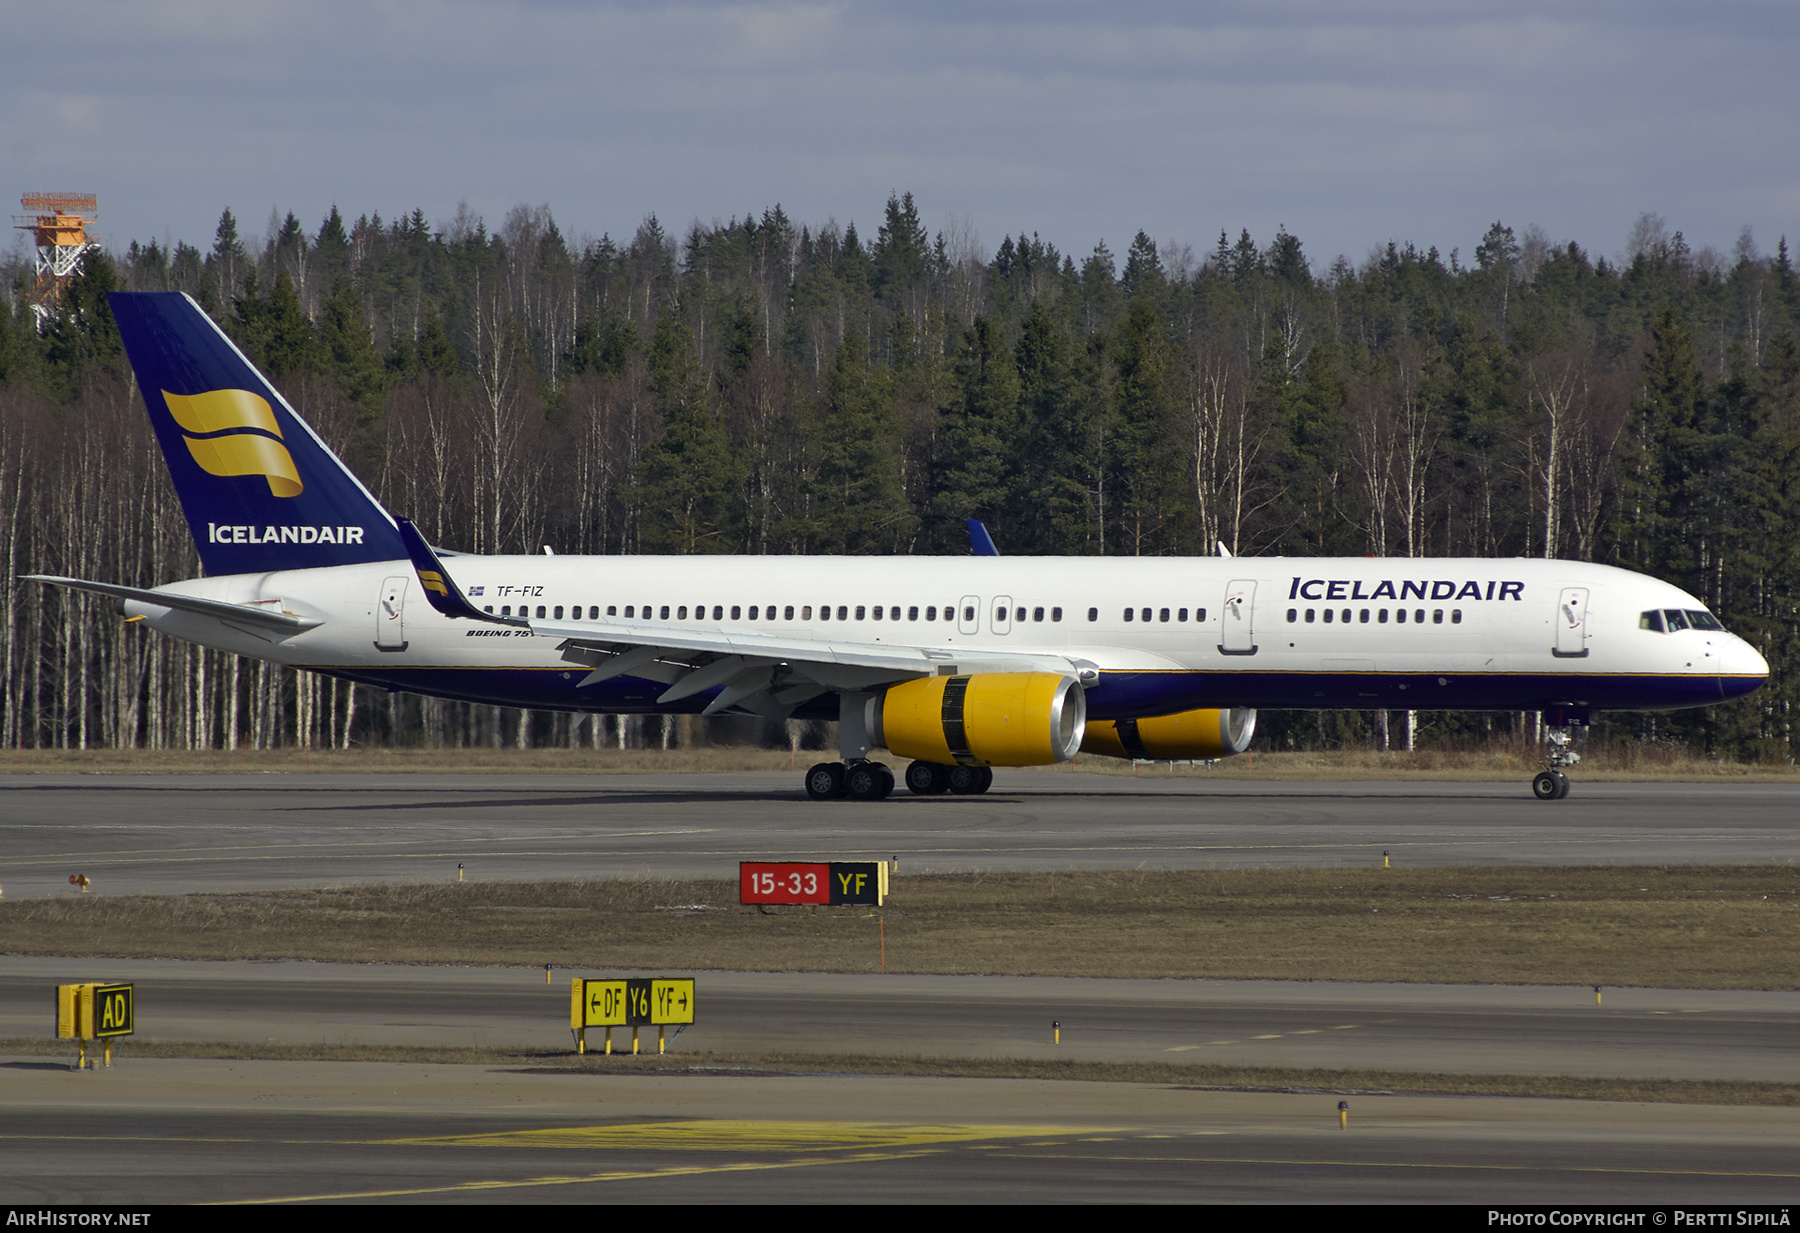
left=5, top=772, right=1797, bottom=1204
left=2, top=772, right=1797, bottom=898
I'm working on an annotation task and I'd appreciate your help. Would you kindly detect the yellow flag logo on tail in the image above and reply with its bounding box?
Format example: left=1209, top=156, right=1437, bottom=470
left=161, top=389, right=303, bottom=498
left=417, top=569, right=449, bottom=598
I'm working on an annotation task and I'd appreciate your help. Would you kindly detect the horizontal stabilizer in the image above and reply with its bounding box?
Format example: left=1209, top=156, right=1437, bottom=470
left=24, top=575, right=320, bottom=634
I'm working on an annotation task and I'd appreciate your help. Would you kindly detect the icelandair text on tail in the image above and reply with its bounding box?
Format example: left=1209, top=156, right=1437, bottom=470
left=208, top=523, right=366, bottom=545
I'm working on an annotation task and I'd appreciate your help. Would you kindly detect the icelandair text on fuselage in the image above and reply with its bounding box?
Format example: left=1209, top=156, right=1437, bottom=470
left=1290, top=577, right=1525, bottom=602
left=207, top=523, right=365, bottom=545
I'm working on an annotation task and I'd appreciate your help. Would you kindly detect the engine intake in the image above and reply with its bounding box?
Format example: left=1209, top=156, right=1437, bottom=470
left=1081, top=708, right=1256, bottom=760
left=876, top=672, right=1085, bottom=766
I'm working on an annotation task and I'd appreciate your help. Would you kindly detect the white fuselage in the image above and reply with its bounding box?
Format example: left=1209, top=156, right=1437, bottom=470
left=124, top=555, right=1768, bottom=720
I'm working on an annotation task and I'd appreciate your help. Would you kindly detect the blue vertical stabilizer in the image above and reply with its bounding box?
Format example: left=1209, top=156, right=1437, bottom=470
left=108, top=292, right=406, bottom=574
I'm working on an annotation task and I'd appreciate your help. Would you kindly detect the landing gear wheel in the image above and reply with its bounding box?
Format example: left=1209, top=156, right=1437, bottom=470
left=1532, top=771, right=1561, bottom=801
left=947, top=765, right=994, bottom=795
left=905, top=761, right=950, bottom=795
left=1554, top=771, right=1571, bottom=799
left=845, top=761, right=894, bottom=801
left=805, top=761, right=846, bottom=800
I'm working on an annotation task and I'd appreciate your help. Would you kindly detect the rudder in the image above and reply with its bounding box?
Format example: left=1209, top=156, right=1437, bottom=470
left=108, top=291, right=406, bottom=574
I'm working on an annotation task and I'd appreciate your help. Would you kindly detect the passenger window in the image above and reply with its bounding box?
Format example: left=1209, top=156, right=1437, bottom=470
left=554, top=606, right=564, bottom=620
left=484, top=605, right=493, bottom=614
left=1178, top=608, right=1188, bottom=622
left=1287, top=608, right=1297, bottom=623
left=1452, top=609, right=1462, bottom=624
left=1052, top=607, right=1063, bottom=622
left=925, top=606, right=936, bottom=621
left=658, top=605, right=669, bottom=619
left=872, top=606, right=883, bottom=620
left=1087, top=608, right=1098, bottom=621
left=1359, top=609, right=1369, bottom=623
left=501, top=605, right=511, bottom=616
left=1432, top=609, right=1443, bottom=624
left=856, top=606, right=867, bottom=620
left=1124, top=608, right=1134, bottom=622
left=1415, top=609, right=1425, bottom=623
left=820, top=605, right=831, bottom=621
left=1305, top=609, right=1315, bottom=623
left=1323, top=609, right=1333, bottom=623
left=1033, top=607, right=1044, bottom=622
left=1378, top=608, right=1388, bottom=623
left=1016, top=607, right=1026, bottom=622
left=1142, top=608, right=1152, bottom=623
left=1395, top=609, right=1404, bottom=624
left=1159, top=608, right=1170, bottom=623
left=537, top=605, right=546, bottom=619
left=909, top=606, right=919, bottom=620
left=801, top=606, right=812, bottom=620
left=727, top=605, right=738, bottom=620
left=963, top=606, right=975, bottom=622
left=838, top=606, right=848, bottom=621
left=1195, top=608, right=1206, bottom=623
left=677, top=606, right=688, bottom=619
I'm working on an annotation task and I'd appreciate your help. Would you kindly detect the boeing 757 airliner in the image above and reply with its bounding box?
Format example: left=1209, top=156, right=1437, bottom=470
left=28, top=293, right=1769, bottom=801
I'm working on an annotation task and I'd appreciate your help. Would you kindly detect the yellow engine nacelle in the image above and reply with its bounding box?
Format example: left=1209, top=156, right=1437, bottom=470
left=876, top=673, right=1086, bottom=767
left=1081, top=708, right=1256, bottom=760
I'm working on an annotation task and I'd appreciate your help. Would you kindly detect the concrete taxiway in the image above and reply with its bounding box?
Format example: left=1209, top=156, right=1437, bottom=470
left=2, top=957, right=1797, bottom=1083
left=5, top=1061, right=1797, bottom=1205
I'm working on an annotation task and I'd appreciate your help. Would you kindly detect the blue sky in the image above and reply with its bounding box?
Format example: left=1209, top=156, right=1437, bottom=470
left=5, top=1, right=1796, bottom=270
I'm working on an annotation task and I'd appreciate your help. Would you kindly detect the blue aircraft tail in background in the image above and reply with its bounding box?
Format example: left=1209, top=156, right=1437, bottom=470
left=108, top=292, right=407, bottom=575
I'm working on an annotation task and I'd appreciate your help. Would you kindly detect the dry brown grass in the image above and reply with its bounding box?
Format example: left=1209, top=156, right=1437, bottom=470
left=2, top=1038, right=1792, bottom=1106
left=4, top=866, right=1796, bottom=988
left=1, top=744, right=1791, bottom=780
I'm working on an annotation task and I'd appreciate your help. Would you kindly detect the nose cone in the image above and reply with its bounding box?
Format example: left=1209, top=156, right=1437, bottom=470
left=1719, top=637, right=1770, bottom=700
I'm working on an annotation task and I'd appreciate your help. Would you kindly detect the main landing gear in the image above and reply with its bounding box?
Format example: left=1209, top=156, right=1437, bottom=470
left=803, top=691, right=993, bottom=801
left=803, top=759, right=995, bottom=800
left=1531, top=726, right=1581, bottom=800
left=903, top=761, right=993, bottom=796
left=804, top=760, right=896, bottom=801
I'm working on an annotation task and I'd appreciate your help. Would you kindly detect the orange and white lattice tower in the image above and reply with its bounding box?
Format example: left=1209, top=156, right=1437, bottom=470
left=14, top=193, right=99, bottom=330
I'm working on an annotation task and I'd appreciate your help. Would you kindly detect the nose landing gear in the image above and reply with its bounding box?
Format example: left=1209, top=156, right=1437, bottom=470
left=1531, top=726, right=1580, bottom=800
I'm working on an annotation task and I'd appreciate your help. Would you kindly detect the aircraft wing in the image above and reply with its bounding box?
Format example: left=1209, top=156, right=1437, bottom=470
left=396, top=517, right=1080, bottom=720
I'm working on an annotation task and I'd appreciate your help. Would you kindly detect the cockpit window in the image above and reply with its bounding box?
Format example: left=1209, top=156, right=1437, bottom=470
left=1639, top=610, right=1664, bottom=632
left=1685, top=610, right=1724, bottom=631
left=1663, top=609, right=1689, bottom=632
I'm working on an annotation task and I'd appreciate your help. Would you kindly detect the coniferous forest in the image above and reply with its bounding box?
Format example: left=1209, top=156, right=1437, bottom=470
left=1, top=195, right=1795, bottom=759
